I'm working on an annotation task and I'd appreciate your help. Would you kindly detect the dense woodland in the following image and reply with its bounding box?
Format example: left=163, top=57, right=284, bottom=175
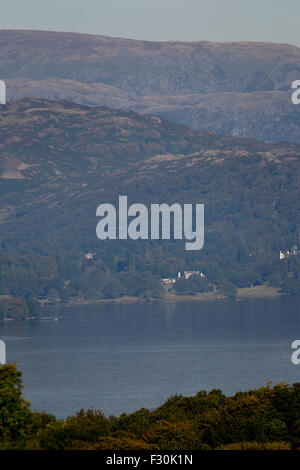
left=0, top=364, right=299, bottom=451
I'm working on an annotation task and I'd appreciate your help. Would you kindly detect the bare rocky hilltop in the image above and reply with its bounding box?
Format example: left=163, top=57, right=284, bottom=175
left=1, top=30, right=300, bottom=142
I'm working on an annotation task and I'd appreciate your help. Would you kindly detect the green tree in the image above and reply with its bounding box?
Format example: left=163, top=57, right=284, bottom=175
left=0, top=364, right=32, bottom=441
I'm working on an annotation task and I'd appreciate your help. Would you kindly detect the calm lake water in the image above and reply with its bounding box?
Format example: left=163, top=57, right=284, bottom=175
left=0, top=296, right=300, bottom=418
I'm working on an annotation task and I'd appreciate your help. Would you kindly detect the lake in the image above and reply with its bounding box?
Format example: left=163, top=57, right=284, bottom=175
left=0, top=296, right=300, bottom=418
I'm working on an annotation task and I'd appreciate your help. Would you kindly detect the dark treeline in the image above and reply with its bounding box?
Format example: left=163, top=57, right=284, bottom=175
left=0, top=244, right=300, bottom=313
left=0, top=295, right=40, bottom=321
left=0, top=364, right=299, bottom=451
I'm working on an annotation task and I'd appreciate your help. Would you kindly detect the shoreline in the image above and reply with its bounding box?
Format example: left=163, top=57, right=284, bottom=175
left=236, top=285, right=282, bottom=299
left=1, top=286, right=285, bottom=320
left=45, top=285, right=283, bottom=308
left=64, top=291, right=227, bottom=307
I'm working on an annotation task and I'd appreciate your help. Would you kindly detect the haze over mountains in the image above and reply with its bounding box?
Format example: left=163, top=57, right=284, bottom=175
left=1, top=30, right=300, bottom=142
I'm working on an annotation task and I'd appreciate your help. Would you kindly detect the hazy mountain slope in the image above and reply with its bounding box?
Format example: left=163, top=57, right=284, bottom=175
left=1, top=30, right=300, bottom=142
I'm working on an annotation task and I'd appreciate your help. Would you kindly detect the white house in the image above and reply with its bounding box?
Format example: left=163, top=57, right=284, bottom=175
left=179, top=271, right=206, bottom=280
left=161, top=278, right=176, bottom=284
left=85, top=252, right=96, bottom=260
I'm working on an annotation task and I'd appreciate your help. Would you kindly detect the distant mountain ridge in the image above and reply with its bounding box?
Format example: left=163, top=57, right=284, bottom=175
left=1, top=30, right=300, bottom=142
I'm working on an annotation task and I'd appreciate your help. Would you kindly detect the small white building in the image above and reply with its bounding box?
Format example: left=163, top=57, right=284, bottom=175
left=161, top=278, right=176, bottom=284
left=85, top=252, right=96, bottom=260
left=177, top=271, right=206, bottom=280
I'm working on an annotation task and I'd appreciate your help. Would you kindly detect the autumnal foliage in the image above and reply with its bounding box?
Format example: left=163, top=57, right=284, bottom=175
left=0, top=364, right=300, bottom=450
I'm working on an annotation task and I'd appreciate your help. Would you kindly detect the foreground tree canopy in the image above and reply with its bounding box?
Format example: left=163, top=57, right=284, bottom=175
left=0, top=364, right=300, bottom=450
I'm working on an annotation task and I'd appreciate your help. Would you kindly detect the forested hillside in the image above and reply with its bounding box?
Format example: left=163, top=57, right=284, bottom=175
left=0, top=99, right=299, bottom=307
